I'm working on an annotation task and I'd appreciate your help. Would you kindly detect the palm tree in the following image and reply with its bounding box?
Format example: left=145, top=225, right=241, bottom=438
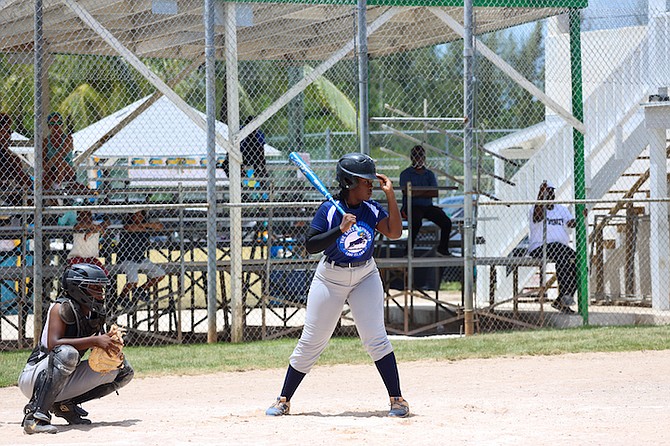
left=0, top=58, right=34, bottom=136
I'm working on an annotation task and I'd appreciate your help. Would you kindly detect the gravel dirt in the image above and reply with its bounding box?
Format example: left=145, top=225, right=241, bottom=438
left=1, top=350, right=669, bottom=445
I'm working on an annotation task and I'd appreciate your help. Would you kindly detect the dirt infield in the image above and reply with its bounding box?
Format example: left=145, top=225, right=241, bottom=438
left=1, top=350, right=669, bottom=445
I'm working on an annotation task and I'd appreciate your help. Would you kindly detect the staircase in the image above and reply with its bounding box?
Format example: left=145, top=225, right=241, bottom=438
left=477, top=35, right=655, bottom=305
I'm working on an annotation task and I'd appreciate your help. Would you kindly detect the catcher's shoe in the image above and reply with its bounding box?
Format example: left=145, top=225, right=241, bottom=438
left=265, top=397, right=290, bottom=416
left=52, top=402, right=91, bottom=425
left=388, top=396, right=410, bottom=418
left=22, top=413, right=58, bottom=435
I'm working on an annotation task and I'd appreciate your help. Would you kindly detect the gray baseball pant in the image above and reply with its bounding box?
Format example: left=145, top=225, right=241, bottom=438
left=290, top=258, right=393, bottom=373
left=18, top=345, right=123, bottom=401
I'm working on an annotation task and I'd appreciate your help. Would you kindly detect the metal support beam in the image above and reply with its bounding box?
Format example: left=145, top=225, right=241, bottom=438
left=357, top=0, right=369, bottom=155
left=205, top=0, right=218, bottom=343
left=569, top=8, right=589, bottom=323
left=462, top=0, right=475, bottom=336
left=32, top=0, right=45, bottom=347
left=225, top=2, right=244, bottom=343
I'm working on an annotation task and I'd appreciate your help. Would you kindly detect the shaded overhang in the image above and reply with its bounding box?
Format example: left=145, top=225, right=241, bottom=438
left=0, top=0, right=587, bottom=61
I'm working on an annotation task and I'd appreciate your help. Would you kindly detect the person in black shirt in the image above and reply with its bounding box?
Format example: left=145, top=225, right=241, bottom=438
left=219, top=116, right=269, bottom=185
left=399, top=145, right=452, bottom=257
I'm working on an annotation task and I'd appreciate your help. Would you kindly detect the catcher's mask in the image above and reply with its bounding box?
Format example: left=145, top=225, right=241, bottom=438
left=62, top=264, right=109, bottom=314
left=336, top=153, right=377, bottom=190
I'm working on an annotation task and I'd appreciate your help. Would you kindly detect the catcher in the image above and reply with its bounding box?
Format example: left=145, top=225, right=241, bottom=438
left=18, top=263, right=134, bottom=434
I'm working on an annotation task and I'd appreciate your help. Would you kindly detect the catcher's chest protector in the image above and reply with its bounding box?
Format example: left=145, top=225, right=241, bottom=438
left=57, top=297, right=104, bottom=354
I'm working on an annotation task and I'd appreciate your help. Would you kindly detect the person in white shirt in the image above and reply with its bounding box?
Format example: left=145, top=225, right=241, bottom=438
left=67, top=211, right=109, bottom=274
left=527, top=181, right=577, bottom=314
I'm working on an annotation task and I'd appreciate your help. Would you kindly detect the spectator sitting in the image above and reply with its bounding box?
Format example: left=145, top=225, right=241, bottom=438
left=0, top=113, right=32, bottom=204
left=399, top=145, right=453, bottom=257
left=116, top=210, right=166, bottom=307
left=66, top=210, right=110, bottom=274
left=527, top=181, right=577, bottom=314
left=43, top=112, right=88, bottom=193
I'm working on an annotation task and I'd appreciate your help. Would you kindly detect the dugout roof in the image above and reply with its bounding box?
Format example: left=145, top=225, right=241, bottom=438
left=0, top=0, right=587, bottom=61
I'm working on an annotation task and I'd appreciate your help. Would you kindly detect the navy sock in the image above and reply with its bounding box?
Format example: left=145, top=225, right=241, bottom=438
left=374, top=352, right=401, bottom=397
left=280, top=365, right=306, bottom=401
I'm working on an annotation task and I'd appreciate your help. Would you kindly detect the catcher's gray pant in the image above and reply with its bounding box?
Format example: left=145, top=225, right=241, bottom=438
left=290, top=258, right=393, bottom=373
left=18, top=345, right=123, bottom=402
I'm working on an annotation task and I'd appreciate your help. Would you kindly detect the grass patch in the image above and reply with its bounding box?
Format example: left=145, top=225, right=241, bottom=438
left=2, top=325, right=669, bottom=388
left=439, top=281, right=462, bottom=292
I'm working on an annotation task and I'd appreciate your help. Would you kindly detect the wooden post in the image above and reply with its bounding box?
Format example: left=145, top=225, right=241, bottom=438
left=624, top=204, right=637, bottom=298
left=593, top=218, right=605, bottom=300
left=489, top=266, right=497, bottom=307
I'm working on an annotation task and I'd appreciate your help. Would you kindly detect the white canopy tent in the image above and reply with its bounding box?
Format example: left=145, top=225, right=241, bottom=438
left=72, top=95, right=281, bottom=185
left=72, top=95, right=281, bottom=159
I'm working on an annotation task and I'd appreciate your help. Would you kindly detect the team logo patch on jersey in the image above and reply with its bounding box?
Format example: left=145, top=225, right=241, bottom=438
left=338, top=223, right=374, bottom=258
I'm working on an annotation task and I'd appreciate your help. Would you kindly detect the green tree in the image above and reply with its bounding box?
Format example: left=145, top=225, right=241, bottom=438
left=509, top=21, right=545, bottom=128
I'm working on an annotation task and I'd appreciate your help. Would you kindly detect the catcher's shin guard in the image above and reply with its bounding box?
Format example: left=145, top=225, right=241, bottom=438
left=22, top=346, right=79, bottom=430
left=22, top=370, right=58, bottom=434
left=66, top=359, right=134, bottom=406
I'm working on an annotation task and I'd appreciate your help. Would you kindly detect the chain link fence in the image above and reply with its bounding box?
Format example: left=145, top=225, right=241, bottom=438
left=1, top=0, right=669, bottom=348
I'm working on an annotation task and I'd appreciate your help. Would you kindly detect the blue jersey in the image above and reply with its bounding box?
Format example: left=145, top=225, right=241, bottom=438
left=310, top=199, right=389, bottom=263
left=399, top=167, right=437, bottom=209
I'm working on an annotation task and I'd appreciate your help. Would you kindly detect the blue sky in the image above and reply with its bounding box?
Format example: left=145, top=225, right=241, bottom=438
left=505, top=0, right=650, bottom=41
left=581, top=0, right=649, bottom=31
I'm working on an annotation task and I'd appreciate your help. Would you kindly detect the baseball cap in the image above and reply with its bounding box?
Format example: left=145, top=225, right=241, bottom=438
left=544, top=181, right=556, bottom=189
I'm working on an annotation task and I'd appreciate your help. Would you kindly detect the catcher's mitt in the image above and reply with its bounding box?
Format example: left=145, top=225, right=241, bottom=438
left=89, top=324, right=125, bottom=374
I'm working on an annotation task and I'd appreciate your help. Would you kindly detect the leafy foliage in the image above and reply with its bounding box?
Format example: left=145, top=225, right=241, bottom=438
left=0, top=21, right=549, bottom=178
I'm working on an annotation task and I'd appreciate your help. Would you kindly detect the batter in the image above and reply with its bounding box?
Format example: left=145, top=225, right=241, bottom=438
left=265, top=153, right=409, bottom=418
